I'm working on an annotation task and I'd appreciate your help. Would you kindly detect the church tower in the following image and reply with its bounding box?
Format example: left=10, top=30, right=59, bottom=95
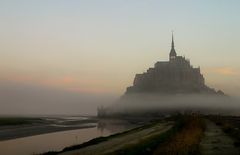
left=169, top=33, right=177, bottom=61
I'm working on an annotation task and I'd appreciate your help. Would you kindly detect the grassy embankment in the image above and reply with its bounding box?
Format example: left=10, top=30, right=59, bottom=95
left=42, top=114, right=205, bottom=155
left=152, top=114, right=205, bottom=155
left=42, top=120, right=164, bottom=155
left=108, top=114, right=205, bottom=155
left=0, top=117, right=43, bottom=126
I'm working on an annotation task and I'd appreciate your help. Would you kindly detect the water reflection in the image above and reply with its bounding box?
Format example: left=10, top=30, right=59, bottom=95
left=0, top=118, right=137, bottom=155
left=97, top=119, right=138, bottom=134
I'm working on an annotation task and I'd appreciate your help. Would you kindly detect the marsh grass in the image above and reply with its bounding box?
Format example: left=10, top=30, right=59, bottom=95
left=153, top=114, right=205, bottom=155
left=105, top=114, right=205, bottom=155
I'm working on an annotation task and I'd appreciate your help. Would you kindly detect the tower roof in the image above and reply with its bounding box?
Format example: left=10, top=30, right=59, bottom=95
left=170, top=32, right=177, bottom=57
left=171, top=32, right=174, bottom=49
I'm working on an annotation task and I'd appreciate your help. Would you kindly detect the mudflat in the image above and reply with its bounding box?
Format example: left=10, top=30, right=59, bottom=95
left=0, top=116, right=97, bottom=141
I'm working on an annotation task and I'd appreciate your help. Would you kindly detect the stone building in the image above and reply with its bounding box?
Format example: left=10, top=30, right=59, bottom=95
left=125, top=34, right=223, bottom=95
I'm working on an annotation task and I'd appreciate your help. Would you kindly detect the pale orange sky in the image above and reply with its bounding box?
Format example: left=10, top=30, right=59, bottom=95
left=0, top=1, right=240, bottom=114
left=0, top=0, right=240, bottom=96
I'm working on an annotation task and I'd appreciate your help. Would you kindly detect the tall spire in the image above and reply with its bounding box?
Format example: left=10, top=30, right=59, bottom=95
left=171, top=31, right=174, bottom=49
left=169, top=31, right=177, bottom=61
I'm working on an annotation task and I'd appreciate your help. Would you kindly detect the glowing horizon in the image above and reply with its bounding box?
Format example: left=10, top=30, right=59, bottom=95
left=0, top=0, right=240, bottom=114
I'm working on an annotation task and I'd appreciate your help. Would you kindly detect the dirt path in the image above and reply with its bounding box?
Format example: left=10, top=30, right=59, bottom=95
left=59, top=122, right=173, bottom=155
left=200, top=120, right=239, bottom=155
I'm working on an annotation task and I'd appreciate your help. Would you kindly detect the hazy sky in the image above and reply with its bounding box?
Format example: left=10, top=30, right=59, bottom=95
left=0, top=0, right=239, bottom=114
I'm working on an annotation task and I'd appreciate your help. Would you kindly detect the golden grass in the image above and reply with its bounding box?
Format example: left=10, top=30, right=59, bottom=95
left=153, top=115, right=205, bottom=155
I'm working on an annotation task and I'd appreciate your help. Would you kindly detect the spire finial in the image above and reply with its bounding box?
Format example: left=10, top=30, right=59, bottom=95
left=171, top=30, right=174, bottom=49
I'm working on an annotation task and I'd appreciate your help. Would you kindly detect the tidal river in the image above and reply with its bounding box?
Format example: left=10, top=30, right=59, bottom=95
left=0, top=116, right=137, bottom=155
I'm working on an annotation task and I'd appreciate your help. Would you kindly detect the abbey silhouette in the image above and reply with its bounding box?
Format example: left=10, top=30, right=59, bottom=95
left=97, top=34, right=224, bottom=117
left=125, top=34, right=224, bottom=95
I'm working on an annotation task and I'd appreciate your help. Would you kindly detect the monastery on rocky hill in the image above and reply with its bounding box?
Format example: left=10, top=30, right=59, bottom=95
left=97, top=34, right=224, bottom=117
left=125, top=34, right=223, bottom=95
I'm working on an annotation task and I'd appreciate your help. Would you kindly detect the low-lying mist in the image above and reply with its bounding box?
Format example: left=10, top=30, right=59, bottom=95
left=0, top=81, right=117, bottom=116
left=1, top=81, right=240, bottom=116
left=104, top=94, right=240, bottom=116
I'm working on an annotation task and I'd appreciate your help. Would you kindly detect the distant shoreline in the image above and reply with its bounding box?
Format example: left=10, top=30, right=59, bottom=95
left=0, top=116, right=98, bottom=141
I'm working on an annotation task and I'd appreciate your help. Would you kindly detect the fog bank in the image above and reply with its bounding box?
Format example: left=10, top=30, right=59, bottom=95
left=104, top=94, right=240, bottom=115
left=0, top=81, right=116, bottom=116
